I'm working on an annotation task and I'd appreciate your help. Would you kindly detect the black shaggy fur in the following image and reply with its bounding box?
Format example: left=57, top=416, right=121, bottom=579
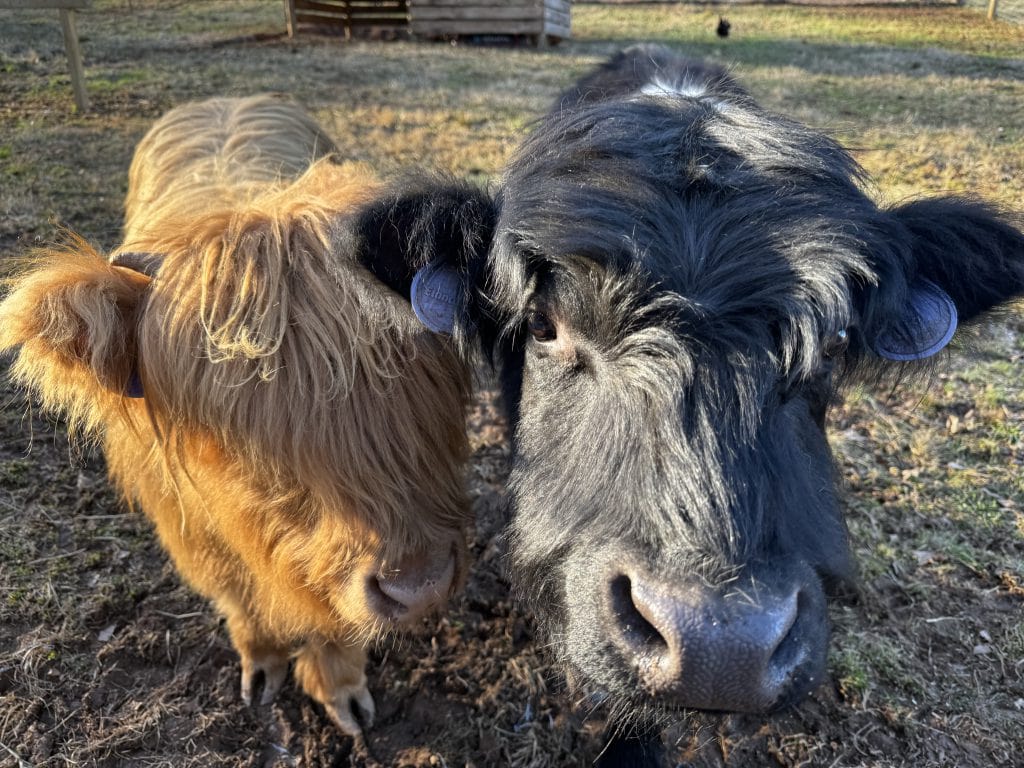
left=358, top=42, right=1024, bottom=758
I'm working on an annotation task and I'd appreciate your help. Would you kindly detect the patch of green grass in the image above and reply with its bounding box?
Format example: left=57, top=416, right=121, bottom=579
left=832, top=644, right=871, bottom=703
left=941, top=482, right=1006, bottom=521
left=934, top=534, right=989, bottom=573
left=1002, top=618, right=1024, bottom=662
left=88, top=68, right=152, bottom=93
left=832, top=632, right=925, bottom=705
left=84, top=0, right=283, bottom=40
left=0, top=458, right=32, bottom=482
left=958, top=362, right=1024, bottom=386
left=852, top=538, right=898, bottom=582
left=84, top=551, right=105, bottom=568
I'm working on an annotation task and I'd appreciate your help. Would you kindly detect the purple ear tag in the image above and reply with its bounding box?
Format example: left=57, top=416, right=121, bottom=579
left=410, top=261, right=461, bottom=335
left=873, top=279, right=958, bottom=361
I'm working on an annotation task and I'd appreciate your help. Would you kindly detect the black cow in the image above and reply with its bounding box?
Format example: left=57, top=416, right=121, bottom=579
left=358, top=43, right=1024, bottom=759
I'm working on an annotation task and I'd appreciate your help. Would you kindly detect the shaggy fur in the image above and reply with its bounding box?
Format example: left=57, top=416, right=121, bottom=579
left=489, top=45, right=1024, bottom=728
left=0, top=95, right=478, bottom=735
left=491, top=46, right=1024, bottom=724
left=363, top=44, right=1024, bottom=746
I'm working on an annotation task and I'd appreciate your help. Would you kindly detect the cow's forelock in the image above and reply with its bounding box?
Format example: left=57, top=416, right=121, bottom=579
left=495, top=91, right=890, bottom=369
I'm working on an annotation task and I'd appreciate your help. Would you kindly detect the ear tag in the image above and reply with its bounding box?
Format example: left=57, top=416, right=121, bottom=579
left=874, top=279, right=958, bottom=361
left=410, top=261, right=461, bottom=335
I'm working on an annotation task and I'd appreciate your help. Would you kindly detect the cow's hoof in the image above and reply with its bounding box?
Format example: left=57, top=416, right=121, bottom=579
left=293, top=641, right=372, bottom=736
left=240, top=654, right=289, bottom=706
left=325, top=680, right=376, bottom=736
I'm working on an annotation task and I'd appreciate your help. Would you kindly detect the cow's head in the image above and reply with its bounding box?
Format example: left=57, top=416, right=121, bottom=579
left=365, top=45, right=1024, bottom=720
left=0, top=161, right=491, bottom=638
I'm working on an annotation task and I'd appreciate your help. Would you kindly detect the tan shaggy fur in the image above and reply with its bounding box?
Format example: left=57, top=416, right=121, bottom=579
left=0, top=95, right=472, bottom=735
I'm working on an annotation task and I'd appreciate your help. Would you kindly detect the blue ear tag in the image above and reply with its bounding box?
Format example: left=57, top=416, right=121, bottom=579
left=873, top=279, right=958, bottom=361
left=410, top=261, right=461, bottom=335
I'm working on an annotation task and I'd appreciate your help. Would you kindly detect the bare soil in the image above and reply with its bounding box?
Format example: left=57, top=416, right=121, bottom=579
left=1, top=3, right=1022, bottom=767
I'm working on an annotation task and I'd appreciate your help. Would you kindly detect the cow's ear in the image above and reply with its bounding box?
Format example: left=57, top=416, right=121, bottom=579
left=0, top=236, right=152, bottom=430
left=860, top=197, right=1024, bottom=364
left=891, top=197, right=1024, bottom=323
left=354, top=177, right=495, bottom=336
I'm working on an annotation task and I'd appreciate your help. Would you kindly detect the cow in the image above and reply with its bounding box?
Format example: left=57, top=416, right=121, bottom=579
left=361, top=44, right=1024, bottom=760
left=0, top=94, right=490, bottom=737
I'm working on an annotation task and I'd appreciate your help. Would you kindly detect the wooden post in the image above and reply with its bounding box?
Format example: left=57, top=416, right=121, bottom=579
left=987, top=0, right=998, bottom=21
left=0, top=1, right=92, bottom=112
left=284, top=0, right=297, bottom=38
left=59, top=8, right=88, bottom=111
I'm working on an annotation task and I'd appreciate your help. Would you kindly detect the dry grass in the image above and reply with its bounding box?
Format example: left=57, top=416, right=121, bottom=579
left=1, top=1, right=1022, bottom=766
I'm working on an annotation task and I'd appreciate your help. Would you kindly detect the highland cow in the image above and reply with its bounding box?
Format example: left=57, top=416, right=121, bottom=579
left=0, top=94, right=489, bottom=736
left=367, top=44, right=1024, bottom=746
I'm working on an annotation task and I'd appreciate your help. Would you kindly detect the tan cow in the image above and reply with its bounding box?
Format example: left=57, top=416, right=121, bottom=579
left=0, top=95, right=480, bottom=736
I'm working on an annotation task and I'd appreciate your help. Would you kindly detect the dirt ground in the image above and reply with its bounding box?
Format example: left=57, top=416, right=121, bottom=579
left=1, top=3, right=1022, bottom=767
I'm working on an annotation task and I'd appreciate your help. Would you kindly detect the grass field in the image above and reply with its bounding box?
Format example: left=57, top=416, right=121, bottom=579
left=1, top=2, right=1022, bottom=766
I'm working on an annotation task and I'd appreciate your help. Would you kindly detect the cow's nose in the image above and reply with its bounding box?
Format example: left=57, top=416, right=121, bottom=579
left=365, top=545, right=459, bottom=624
left=606, top=568, right=826, bottom=712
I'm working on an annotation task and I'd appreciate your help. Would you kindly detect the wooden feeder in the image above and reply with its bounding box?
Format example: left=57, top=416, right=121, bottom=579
left=285, top=0, right=411, bottom=39
left=410, top=0, right=571, bottom=46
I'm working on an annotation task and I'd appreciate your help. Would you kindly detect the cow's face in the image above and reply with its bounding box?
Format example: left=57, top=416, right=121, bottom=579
left=487, top=114, right=866, bottom=713
left=467, top=46, right=1024, bottom=719
left=0, top=171, right=478, bottom=637
left=130, top=202, right=478, bottom=631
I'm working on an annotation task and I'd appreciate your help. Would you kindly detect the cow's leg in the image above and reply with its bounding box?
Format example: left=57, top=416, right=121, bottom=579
left=220, top=602, right=290, bottom=707
left=294, top=641, right=374, bottom=736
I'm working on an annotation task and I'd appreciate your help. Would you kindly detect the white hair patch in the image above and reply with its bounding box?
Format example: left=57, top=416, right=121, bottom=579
left=640, top=76, right=708, bottom=100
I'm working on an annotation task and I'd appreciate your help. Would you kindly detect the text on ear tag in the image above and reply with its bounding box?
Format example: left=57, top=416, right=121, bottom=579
left=411, top=261, right=461, bottom=335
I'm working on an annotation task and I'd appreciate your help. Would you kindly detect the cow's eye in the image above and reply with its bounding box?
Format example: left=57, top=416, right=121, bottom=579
left=526, top=311, right=557, bottom=342
left=823, top=328, right=850, bottom=361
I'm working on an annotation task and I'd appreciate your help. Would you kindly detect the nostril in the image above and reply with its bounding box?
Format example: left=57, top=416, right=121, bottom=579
left=608, top=574, right=668, bottom=652
left=366, top=574, right=408, bottom=621
left=764, top=589, right=804, bottom=680
left=368, top=548, right=457, bottom=624
left=761, top=589, right=815, bottom=696
left=775, top=587, right=802, bottom=640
